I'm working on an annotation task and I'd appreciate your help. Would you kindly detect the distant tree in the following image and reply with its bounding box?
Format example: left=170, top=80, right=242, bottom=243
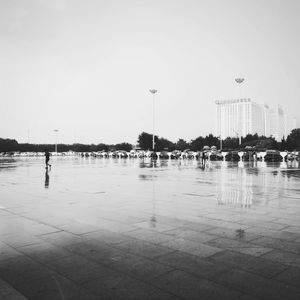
left=175, top=139, right=189, bottom=151
left=137, top=132, right=157, bottom=150
left=156, top=137, right=175, bottom=151
left=0, top=138, right=18, bottom=152
left=115, top=143, right=133, bottom=152
left=96, top=143, right=109, bottom=152
left=285, top=128, right=300, bottom=150
left=190, top=136, right=204, bottom=151
left=73, top=143, right=91, bottom=152
left=203, top=134, right=219, bottom=147
left=222, top=137, right=239, bottom=150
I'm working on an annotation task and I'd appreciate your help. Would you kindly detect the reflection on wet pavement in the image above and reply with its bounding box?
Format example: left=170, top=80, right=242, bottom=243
left=0, top=157, right=300, bottom=299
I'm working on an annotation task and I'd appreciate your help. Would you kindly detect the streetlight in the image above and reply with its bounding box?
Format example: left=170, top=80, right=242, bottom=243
left=149, top=89, right=157, bottom=151
left=235, top=78, right=244, bottom=84
left=218, top=135, right=223, bottom=150
left=54, top=129, right=59, bottom=153
left=232, top=129, right=241, bottom=146
left=235, top=77, right=245, bottom=146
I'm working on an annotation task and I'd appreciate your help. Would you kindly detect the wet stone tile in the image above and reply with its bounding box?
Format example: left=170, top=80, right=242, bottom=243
left=250, top=236, right=300, bottom=254
left=274, top=266, right=300, bottom=287
left=123, top=228, right=176, bottom=245
left=161, top=237, right=222, bottom=257
left=163, top=227, right=218, bottom=243
left=133, top=220, right=176, bottom=232
left=83, top=272, right=162, bottom=300
left=180, top=221, right=216, bottom=232
left=58, top=221, right=100, bottom=235
left=112, top=238, right=175, bottom=259
left=2, top=233, right=42, bottom=249
left=216, top=268, right=300, bottom=300
left=0, top=278, right=29, bottom=300
left=156, top=250, right=230, bottom=281
left=205, top=227, right=260, bottom=242
left=82, top=228, right=133, bottom=245
left=261, top=249, right=300, bottom=267
left=207, top=237, right=273, bottom=257
left=38, top=230, right=86, bottom=246
left=209, top=250, right=288, bottom=278
left=152, top=269, right=242, bottom=300
left=16, top=241, right=73, bottom=263
left=0, top=242, right=23, bottom=261
left=118, top=256, right=174, bottom=282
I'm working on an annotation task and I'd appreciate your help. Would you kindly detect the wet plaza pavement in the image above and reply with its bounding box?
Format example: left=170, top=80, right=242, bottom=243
left=0, top=157, right=300, bottom=300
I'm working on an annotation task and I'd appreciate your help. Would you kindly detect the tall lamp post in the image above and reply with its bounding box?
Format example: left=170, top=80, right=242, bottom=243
left=149, top=89, right=157, bottom=151
left=235, top=77, right=245, bottom=146
left=218, top=135, right=223, bottom=150
left=232, top=129, right=241, bottom=146
left=54, top=129, right=59, bottom=154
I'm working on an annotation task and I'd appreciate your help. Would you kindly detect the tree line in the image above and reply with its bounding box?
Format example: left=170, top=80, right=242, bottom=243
left=0, top=128, right=299, bottom=153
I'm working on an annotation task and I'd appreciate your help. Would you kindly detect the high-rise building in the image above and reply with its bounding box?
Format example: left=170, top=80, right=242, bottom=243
left=215, top=99, right=298, bottom=141
left=215, top=98, right=264, bottom=139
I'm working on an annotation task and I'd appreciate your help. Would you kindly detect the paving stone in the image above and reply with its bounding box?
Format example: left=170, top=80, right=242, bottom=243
left=163, top=227, right=218, bottom=243
left=207, top=237, right=273, bottom=257
left=250, top=236, right=300, bottom=254
left=3, top=270, right=98, bottom=300
left=261, top=249, right=300, bottom=267
left=123, top=228, right=176, bottom=245
left=161, top=237, right=223, bottom=257
left=17, top=241, right=73, bottom=263
left=152, top=269, right=242, bottom=300
left=0, top=243, right=23, bottom=261
left=83, top=272, right=162, bottom=300
left=2, top=157, right=300, bottom=300
left=63, top=239, right=131, bottom=266
left=182, top=221, right=217, bottom=232
left=245, top=227, right=300, bottom=241
left=209, top=250, right=288, bottom=278
left=156, top=250, right=230, bottom=280
left=216, top=268, right=300, bottom=300
left=39, top=231, right=86, bottom=246
left=133, top=220, right=176, bottom=232
left=94, top=218, right=138, bottom=233
left=274, top=266, right=300, bottom=287
left=82, top=228, right=133, bottom=245
left=0, top=278, right=29, bottom=300
left=43, top=254, right=112, bottom=284
left=205, top=227, right=260, bottom=242
left=0, top=256, right=53, bottom=283
left=58, top=222, right=100, bottom=235
left=2, top=233, right=42, bottom=248
left=112, top=238, right=175, bottom=259
left=118, top=256, right=174, bottom=282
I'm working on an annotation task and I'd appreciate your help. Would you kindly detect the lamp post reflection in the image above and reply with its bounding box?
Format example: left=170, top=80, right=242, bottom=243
left=150, top=161, right=157, bottom=227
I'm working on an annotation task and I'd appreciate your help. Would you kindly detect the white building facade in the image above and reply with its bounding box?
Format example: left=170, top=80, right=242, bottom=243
left=215, top=99, right=298, bottom=141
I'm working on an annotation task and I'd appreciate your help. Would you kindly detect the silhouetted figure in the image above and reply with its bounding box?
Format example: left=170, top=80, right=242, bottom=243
left=45, top=169, right=50, bottom=188
left=45, top=150, right=51, bottom=168
left=201, top=151, right=207, bottom=165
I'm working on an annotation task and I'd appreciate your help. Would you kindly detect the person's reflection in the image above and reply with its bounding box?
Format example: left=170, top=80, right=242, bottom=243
left=45, top=169, right=50, bottom=188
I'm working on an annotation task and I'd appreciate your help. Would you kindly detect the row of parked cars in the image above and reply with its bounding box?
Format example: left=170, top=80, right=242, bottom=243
left=1, top=148, right=299, bottom=162
left=78, top=148, right=299, bottom=162
left=225, top=149, right=299, bottom=162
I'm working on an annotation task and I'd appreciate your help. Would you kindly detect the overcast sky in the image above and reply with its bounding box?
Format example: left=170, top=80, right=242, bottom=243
left=1, top=0, right=300, bottom=145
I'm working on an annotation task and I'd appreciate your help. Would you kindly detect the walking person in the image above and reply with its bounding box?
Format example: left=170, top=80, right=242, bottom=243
left=45, top=150, right=51, bottom=168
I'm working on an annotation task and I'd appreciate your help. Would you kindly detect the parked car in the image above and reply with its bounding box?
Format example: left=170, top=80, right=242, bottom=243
left=225, top=151, right=240, bottom=161
left=264, top=150, right=282, bottom=162
left=210, top=150, right=223, bottom=161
